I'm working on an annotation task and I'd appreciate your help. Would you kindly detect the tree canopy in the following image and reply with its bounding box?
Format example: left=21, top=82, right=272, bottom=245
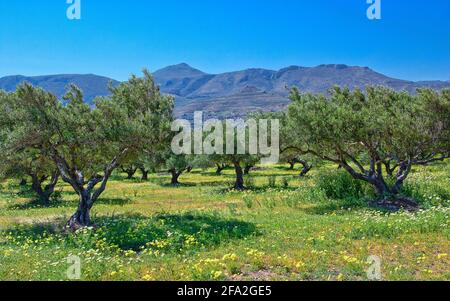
left=286, top=86, right=449, bottom=202
left=0, top=70, right=174, bottom=228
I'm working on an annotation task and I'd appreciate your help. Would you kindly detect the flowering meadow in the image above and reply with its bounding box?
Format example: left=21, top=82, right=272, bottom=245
left=0, top=163, right=448, bottom=281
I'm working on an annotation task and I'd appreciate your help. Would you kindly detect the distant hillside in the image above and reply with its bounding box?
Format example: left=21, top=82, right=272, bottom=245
left=2, top=64, right=449, bottom=118
left=0, top=74, right=119, bottom=105
left=153, top=63, right=450, bottom=119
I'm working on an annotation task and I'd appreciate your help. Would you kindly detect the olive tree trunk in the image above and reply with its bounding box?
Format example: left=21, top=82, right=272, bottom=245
left=29, top=171, right=59, bottom=206
left=234, top=162, right=245, bottom=190
left=340, top=158, right=413, bottom=199
left=170, top=170, right=182, bottom=185
left=244, top=165, right=253, bottom=175
left=216, top=164, right=227, bottom=175
left=51, top=148, right=127, bottom=230
left=298, top=159, right=312, bottom=177
left=69, top=191, right=93, bottom=228
left=140, top=168, right=149, bottom=181
left=122, top=166, right=138, bottom=179
left=288, top=161, right=296, bottom=170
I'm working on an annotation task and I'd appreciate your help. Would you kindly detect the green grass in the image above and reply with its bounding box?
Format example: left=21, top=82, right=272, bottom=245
left=0, top=163, right=449, bottom=281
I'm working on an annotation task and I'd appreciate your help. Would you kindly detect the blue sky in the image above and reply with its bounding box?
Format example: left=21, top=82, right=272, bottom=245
left=0, top=0, right=449, bottom=81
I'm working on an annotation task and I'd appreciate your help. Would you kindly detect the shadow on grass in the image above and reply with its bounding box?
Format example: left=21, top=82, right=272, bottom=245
left=158, top=182, right=198, bottom=188
left=1, top=218, right=66, bottom=238
left=95, top=213, right=259, bottom=251
left=273, top=165, right=294, bottom=171
left=1, top=213, right=259, bottom=253
left=109, top=173, right=150, bottom=183
left=7, top=197, right=134, bottom=211
left=199, top=169, right=233, bottom=177
left=96, top=198, right=134, bottom=206
left=7, top=199, right=74, bottom=210
left=215, top=185, right=302, bottom=195
left=148, top=176, right=230, bottom=188
left=0, top=184, right=37, bottom=199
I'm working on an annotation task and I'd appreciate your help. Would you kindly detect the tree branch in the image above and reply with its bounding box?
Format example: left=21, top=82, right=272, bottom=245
left=89, top=148, right=129, bottom=207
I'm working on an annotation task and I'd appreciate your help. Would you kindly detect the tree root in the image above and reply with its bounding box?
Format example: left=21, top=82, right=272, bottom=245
left=369, top=197, right=420, bottom=212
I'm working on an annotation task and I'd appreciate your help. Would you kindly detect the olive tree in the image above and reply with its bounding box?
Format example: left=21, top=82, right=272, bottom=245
left=280, top=150, right=312, bottom=177
left=172, top=119, right=256, bottom=190
left=214, top=162, right=228, bottom=175
left=216, top=154, right=256, bottom=190
left=4, top=70, right=174, bottom=228
left=206, top=125, right=261, bottom=190
left=165, top=153, right=216, bottom=185
left=251, top=111, right=313, bottom=177
left=286, top=86, right=449, bottom=204
left=1, top=151, right=59, bottom=206
left=165, top=154, right=194, bottom=185
left=120, top=164, right=139, bottom=180
left=0, top=91, right=60, bottom=205
left=231, top=155, right=261, bottom=190
left=209, top=144, right=261, bottom=190
left=139, top=148, right=169, bottom=181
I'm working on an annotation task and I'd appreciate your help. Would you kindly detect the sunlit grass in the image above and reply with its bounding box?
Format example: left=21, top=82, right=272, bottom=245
left=0, top=163, right=448, bottom=281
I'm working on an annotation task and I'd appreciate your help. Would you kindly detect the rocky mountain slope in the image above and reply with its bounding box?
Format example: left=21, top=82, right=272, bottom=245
left=2, top=63, right=449, bottom=119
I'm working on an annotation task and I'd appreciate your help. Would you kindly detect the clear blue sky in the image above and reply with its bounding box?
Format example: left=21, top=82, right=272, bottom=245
left=0, top=0, right=449, bottom=81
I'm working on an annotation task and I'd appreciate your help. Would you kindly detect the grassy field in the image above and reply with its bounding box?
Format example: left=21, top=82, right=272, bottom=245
left=0, top=163, right=448, bottom=281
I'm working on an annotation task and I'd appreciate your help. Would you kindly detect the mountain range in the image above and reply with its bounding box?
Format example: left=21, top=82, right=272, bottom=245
left=1, top=63, right=449, bottom=119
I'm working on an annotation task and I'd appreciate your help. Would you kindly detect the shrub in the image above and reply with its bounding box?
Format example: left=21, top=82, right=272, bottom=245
left=317, top=170, right=374, bottom=200
left=401, top=181, right=449, bottom=208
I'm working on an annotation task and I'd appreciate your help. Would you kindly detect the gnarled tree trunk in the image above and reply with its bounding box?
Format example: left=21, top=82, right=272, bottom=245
left=234, top=162, right=245, bottom=190
left=288, top=161, right=296, bottom=170
left=216, top=164, right=227, bottom=175
left=244, top=165, right=253, bottom=175
left=340, top=157, right=413, bottom=202
left=68, top=191, right=92, bottom=230
left=170, top=170, right=182, bottom=185
left=122, top=166, right=138, bottom=180
left=140, top=167, right=149, bottom=181
left=50, top=147, right=127, bottom=230
left=383, top=160, right=398, bottom=177
left=29, top=171, right=59, bottom=206
left=298, top=159, right=312, bottom=177
left=65, top=173, right=111, bottom=230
